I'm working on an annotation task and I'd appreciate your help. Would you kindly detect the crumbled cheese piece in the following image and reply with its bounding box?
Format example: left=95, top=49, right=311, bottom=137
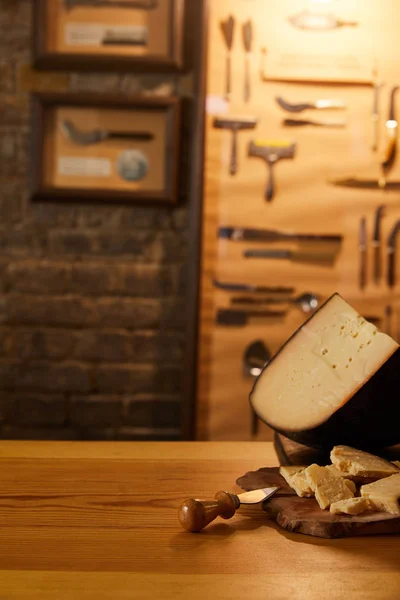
left=330, top=497, right=370, bottom=515
left=279, top=466, right=313, bottom=497
left=305, top=464, right=354, bottom=510
left=360, top=474, right=400, bottom=515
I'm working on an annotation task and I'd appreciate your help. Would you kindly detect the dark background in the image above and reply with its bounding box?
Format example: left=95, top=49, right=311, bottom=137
left=0, top=0, right=204, bottom=440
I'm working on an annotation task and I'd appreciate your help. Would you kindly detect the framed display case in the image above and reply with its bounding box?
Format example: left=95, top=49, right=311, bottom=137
left=33, top=0, right=185, bottom=72
left=30, top=93, right=181, bottom=204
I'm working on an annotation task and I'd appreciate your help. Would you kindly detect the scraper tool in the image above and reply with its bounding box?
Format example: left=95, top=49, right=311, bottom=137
left=179, top=486, right=279, bottom=532
left=213, top=116, right=257, bottom=175
left=248, top=139, right=296, bottom=201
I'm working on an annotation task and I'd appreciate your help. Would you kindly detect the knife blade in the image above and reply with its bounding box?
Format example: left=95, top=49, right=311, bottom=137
left=216, top=308, right=286, bottom=326
left=243, top=248, right=336, bottom=264
left=212, top=279, right=295, bottom=294
left=178, top=486, right=279, bottom=532
left=372, top=204, right=386, bottom=285
left=242, top=20, right=253, bottom=103
left=380, top=86, right=399, bottom=189
left=329, top=177, right=400, bottom=190
left=283, top=118, right=346, bottom=128
left=371, top=65, right=384, bottom=152
left=219, top=226, right=342, bottom=243
left=359, top=217, right=367, bottom=290
left=276, top=96, right=346, bottom=113
left=387, top=219, right=400, bottom=287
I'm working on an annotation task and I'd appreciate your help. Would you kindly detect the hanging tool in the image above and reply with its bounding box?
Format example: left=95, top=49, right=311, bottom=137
left=387, top=219, right=400, bottom=288
left=359, top=217, right=367, bottom=290
left=248, top=139, right=296, bottom=201
left=385, top=305, right=393, bottom=336
left=219, top=226, right=342, bottom=244
left=287, top=10, right=358, bottom=31
left=178, top=486, right=279, bottom=532
left=276, top=96, right=346, bottom=113
left=64, top=0, right=157, bottom=8
left=329, top=177, right=400, bottom=190
left=213, top=116, right=257, bottom=175
left=61, top=120, right=153, bottom=145
left=220, top=15, right=235, bottom=101
left=231, top=292, right=320, bottom=314
left=243, top=340, right=271, bottom=437
left=216, top=308, right=286, bottom=326
left=372, top=204, right=386, bottom=285
left=242, top=20, right=253, bottom=103
left=371, top=65, right=384, bottom=152
left=282, top=118, right=346, bottom=128
left=243, top=248, right=335, bottom=265
left=379, top=86, right=399, bottom=189
left=212, top=279, right=295, bottom=295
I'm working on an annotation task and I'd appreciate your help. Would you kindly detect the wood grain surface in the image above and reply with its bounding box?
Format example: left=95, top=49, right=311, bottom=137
left=0, top=441, right=399, bottom=599
left=197, top=0, right=400, bottom=442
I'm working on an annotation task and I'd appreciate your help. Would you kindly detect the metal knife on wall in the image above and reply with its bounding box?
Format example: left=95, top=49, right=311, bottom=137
left=372, top=205, right=386, bottom=285
left=387, top=219, right=400, bottom=288
left=219, top=226, right=342, bottom=244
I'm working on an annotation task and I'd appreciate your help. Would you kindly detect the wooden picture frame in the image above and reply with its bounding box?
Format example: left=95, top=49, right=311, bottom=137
left=30, top=93, right=181, bottom=205
left=32, top=0, right=185, bottom=72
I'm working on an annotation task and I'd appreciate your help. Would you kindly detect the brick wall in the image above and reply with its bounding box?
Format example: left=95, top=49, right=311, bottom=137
left=0, top=0, right=196, bottom=440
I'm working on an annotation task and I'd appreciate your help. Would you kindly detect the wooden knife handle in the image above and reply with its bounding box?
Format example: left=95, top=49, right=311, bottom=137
left=178, top=491, right=240, bottom=532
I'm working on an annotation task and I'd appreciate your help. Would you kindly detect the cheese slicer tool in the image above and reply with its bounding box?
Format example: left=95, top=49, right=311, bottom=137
left=178, top=487, right=279, bottom=532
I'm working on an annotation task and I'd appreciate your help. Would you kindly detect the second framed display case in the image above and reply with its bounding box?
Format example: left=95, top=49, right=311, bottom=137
left=33, top=0, right=185, bottom=72
left=30, top=92, right=181, bottom=204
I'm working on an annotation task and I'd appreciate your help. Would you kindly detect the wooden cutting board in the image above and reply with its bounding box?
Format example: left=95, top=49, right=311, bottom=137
left=274, top=433, right=400, bottom=466
left=236, top=467, right=400, bottom=539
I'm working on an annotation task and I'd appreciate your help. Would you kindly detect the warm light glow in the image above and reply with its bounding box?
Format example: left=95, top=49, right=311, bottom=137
left=386, top=120, right=398, bottom=129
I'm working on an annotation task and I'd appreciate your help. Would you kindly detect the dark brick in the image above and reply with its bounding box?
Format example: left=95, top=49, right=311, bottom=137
left=95, top=231, right=156, bottom=259
left=68, top=263, right=115, bottom=296
left=160, top=298, right=187, bottom=332
left=76, top=206, right=122, bottom=229
left=156, top=231, right=188, bottom=263
left=119, top=264, right=176, bottom=297
left=1, top=294, right=95, bottom=326
left=49, top=231, right=92, bottom=255
left=0, top=180, right=25, bottom=224
left=11, top=329, right=75, bottom=360
left=5, top=393, right=67, bottom=426
left=69, top=395, right=123, bottom=427
left=0, top=426, right=79, bottom=441
left=114, top=206, right=172, bottom=230
left=131, top=331, right=183, bottom=361
left=0, top=361, right=91, bottom=393
left=93, top=365, right=153, bottom=393
left=0, top=128, right=29, bottom=176
left=76, top=427, right=117, bottom=441
left=172, top=208, right=188, bottom=231
left=0, top=327, right=12, bottom=355
left=5, top=261, right=68, bottom=294
left=96, top=298, right=160, bottom=329
left=0, top=226, right=47, bottom=257
left=74, top=331, right=132, bottom=362
left=30, top=204, right=78, bottom=228
left=126, top=396, right=181, bottom=429
left=114, top=427, right=181, bottom=441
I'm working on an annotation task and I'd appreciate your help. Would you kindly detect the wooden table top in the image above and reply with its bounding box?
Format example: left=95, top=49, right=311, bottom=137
left=0, top=441, right=399, bottom=599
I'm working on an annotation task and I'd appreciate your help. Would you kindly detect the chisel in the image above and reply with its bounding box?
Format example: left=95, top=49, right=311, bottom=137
left=372, top=205, right=386, bottom=285
left=212, top=279, right=295, bottom=295
left=219, top=226, right=342, bottom=244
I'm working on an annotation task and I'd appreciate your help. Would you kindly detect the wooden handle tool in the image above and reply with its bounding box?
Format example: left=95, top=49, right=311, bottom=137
left=178, top=487, right=278, bottom=532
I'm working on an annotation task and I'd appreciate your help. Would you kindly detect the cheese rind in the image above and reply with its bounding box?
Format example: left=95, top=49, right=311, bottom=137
left=330, top=497, right=370, bottom=515
left=279, top=466, right=314, bottom=497
left=360, top=474, right=400, bottom=515
left=331, top=446, right=399, bottom=479
left=251, top=294, right=398, bottom=432
left=304, top=464, right=354, bottom=510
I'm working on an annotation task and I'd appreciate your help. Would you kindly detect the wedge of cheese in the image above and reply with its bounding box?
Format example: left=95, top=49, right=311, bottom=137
left=331, top=446, right=399, bottom=479
left=360, top=474, right=400, bottom=515
left=250, top=294, right=400, bottom=450
left=279, top=466, right=313, bottom=497
left=330, top=497, right=370, bottom=515
left=304, top=464, right=354, bottom=510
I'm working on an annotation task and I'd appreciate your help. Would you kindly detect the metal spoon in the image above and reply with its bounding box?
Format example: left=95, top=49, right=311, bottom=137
left=232, top=292, right=320, bottom=314
left=243, top=340, right=271, bottom=437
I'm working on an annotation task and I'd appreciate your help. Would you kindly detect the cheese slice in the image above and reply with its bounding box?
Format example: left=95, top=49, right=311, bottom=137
left=331, top=446, right=399, bottom=479
left=279, top=466, right=313, bottom=497
left=360, top=474, right=400, bottom=515
left=330, top=497, right=370, bottom=515
left=251, top=294, right=398, bottom=431
left=324, top=465, right=356, bottom=494
left=305, top=464, right=354, bottom=510
left=325, top=463, right=376, bottom=486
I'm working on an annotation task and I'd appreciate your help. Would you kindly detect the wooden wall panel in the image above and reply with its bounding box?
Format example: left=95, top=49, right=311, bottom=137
left=197, top=0, right=400, bottom=441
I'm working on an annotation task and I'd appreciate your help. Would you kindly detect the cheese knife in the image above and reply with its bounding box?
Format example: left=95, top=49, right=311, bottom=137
left=220, top=15, right=235, bottom=101
left=213, top=279, right=295, bottom=294
left=329, top=177, right=400, bottom=190
left=287, top=11, right=358, bottom=31
left=216, top=308, right=286, bottom=326
left=387, top=219, right=400, bottom=288
left=283, top=118, right=346, bottom=128
left=276, top=96, right=346, bottom=113
left=219, top=226, right=342, bottom=244
left=242, top=20, right=253, bottom=103
left=178, top=487, right=279, bottom=532
left=243, top=248, right=336, bottom=264
left=372, top=204, right=386, bottom=285
left=359, top=217, right=367, bottom=290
